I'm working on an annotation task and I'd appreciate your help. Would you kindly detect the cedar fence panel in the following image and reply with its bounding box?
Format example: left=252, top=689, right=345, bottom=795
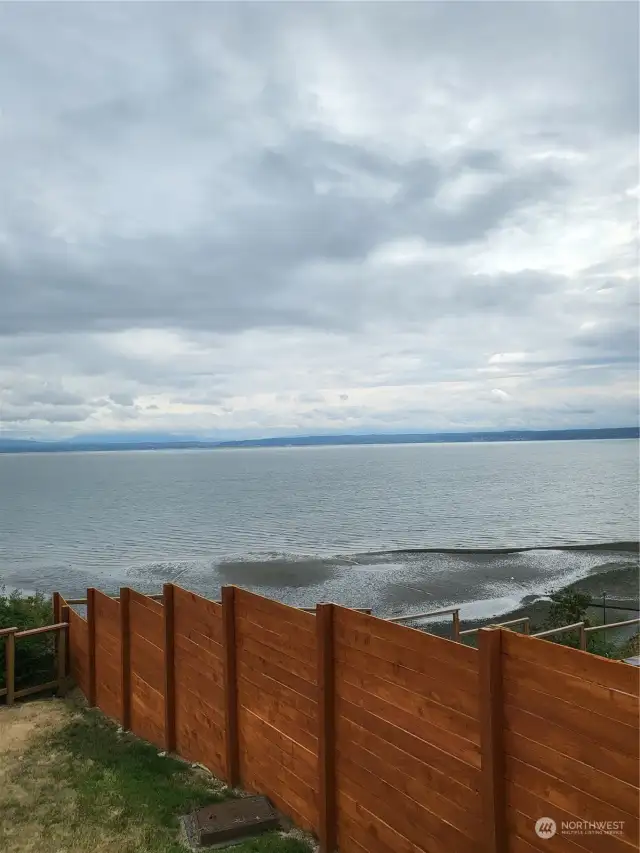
left=235, top=587, right=319, bottom=833
left=502, top=630, right=640, bottom=853
left=173, top=585, right=226, bottom=777
left=128, top=589, right=165, bottom=749
left=67, top=608, right=89, bottom=696
left=333, top=606, right=483, bottom=853
left=94, top=590, right=122, bottom=722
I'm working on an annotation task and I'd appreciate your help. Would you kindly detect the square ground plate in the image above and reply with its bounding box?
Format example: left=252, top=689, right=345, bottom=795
left=185, top=796, right=280, bottom=847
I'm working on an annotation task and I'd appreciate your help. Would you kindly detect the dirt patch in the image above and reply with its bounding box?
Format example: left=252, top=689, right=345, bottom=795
left=0, top=698, right=69, bottom=779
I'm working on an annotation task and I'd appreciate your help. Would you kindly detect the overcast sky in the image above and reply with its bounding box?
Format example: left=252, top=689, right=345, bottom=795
left=1, top=2, right=638, bottom=440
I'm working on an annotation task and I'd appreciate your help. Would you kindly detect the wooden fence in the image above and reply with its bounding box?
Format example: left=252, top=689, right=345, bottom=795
left=1, top=621, right=68, bottom=704
left=56, top=584, right=639, bottom=853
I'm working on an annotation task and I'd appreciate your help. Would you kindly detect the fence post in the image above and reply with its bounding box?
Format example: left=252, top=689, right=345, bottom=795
left=86, top=588, right=97, bottom=707
left=478, top=627, right=507, bottom=853
left=5, top=630, right=16, bottom=706
left=317, top=603, right=337, bottom=853
left=222, top=585, right=240, bottom=787
left=57, top=605, right=69, bottom=696
left=61, top=603, right=71, bottom=682
left=52, top=592, right=61, bottom=625
left=120, top=587, right=132, bottom=730
left=52, top=592, right=62, bottom=684
left=163, top=583, right=176, bottom=753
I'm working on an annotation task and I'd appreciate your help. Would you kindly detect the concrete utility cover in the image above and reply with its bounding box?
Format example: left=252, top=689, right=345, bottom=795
left=185, top=796, right=280, bottom=847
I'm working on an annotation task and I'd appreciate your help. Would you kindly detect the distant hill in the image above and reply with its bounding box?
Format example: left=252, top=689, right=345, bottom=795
left=0, top=426, right=637, bottom=453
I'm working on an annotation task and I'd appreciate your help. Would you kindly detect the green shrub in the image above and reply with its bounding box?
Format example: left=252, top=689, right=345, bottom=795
left=545, top=590, right=592, bottom=629
left=0, top=588, right=54, bottom=690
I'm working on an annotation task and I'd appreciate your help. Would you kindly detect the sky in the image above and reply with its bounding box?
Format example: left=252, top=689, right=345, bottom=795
left=0, top=2, right=638, bottom=440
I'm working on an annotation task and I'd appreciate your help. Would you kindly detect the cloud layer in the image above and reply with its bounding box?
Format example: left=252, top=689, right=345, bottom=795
left=1, top=2, right=638, bottom=438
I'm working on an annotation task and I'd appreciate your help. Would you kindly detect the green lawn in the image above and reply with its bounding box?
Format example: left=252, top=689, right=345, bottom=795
left=0, top=697, right=313, bottom=853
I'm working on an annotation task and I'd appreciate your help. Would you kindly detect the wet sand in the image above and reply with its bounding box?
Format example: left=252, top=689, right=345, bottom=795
left=426, top=560, right=639, bottom=639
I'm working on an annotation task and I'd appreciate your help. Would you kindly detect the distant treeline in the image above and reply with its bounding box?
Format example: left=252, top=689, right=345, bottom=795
left=0, top=426, right=638, bottom=453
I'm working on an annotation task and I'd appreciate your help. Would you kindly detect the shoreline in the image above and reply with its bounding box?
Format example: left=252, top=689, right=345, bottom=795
left=430, top=561, right=640, bottom=640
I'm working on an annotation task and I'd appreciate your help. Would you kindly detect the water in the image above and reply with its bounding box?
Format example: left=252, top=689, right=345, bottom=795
left=0, top=440, right=637, bottom=618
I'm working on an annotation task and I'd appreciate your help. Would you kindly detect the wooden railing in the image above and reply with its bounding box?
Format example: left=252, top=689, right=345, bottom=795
left=459, top=615, right=530, bottom=640
left=387, top=605, right=461, bottom=641
left=581, top=616, right=640, bottom=650
left=1, top=622, right=68, bottom=705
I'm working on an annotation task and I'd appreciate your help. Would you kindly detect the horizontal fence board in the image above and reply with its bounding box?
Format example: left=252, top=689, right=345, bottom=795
left=336, top=683, right=481, bottom=780
left=175, top=682, right=225, bottom=729
left=240, top=748, right=317, bottom=833
left=235, top=588, right=316, bottom=636
left=235, top=630, right=316, bottom=685
left=242, top=769, right=313, bottom=835
left=131, top=632, right=164, bottom=694
left=503, top=630, right=640, bottom=697
left=175, top=652, right=224, bottom=699
left=336, top=708, right=481, bottom=814
left=502, top=652, right=638, bottom=728
left=175, top=721, right=225, bottom=777
left=174, top=623, right=223, bottom=660
left=240, top=712, right=318, bottom=794
left=95, top=629, right=120, bottom=660
left=173, top=587, right=223, bottom=645
left=130, top=672, right=164, bottom=748
left=96, top=676, right=122, bottom=722
left=130, top=599, right=164, bottom=650
left=174, top=630, right=223, bottom=670
left=337, top=729, right=479, bottom=841
left=338, top=752, right=479, bottom=853
left=335, top=612, right=478, bottom=692
left=334, top=606, right=478, bottom=672
left=504, top=680, right=639, bottom=761
left=335, top=639, right=478, bottom=718
left=68, top=609, right=89, bottom=696
left=235, top=613, right=316, bottom=667
left=338, top=756, right=479, bottom=853
left=239, top=646, right=317, bottom=702
left=504, top=729, right=639, bottom=818
left=337, top=658, right=480, bottom=751
left=337, top=790, right=426, bottom=853
left=94, top=602, right=120, bottom=640
left=507, top=781, right=633, bottom=853
left=338, top=809, right=407, bottom=853
left=237, top=675, right=317, bottom=754
left=235, top=606, right=316, bottom=653
left=129, top=588, right=164, bottom=615
left=239, top=706, right=317, bottom=782
left=237, top=659, right=317, bottom=721
left=506, top=756, right=638, bottom=846
left=504, top=703, right=639, bottom=788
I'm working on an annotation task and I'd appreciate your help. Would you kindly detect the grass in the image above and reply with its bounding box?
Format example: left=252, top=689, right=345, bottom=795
left=0, top=696, right=313, bottom=853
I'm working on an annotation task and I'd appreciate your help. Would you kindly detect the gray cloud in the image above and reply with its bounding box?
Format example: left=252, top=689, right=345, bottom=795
left=0, top=2, right=637, bottom=437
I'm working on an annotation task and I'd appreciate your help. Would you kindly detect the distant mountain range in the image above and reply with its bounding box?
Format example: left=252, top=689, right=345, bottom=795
left=0, top=426, right=637, bottom=453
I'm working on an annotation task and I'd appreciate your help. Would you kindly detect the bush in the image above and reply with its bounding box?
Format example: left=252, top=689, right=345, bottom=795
left=0, top=588, right=54, bottom=690
left=538, top=589, right=627, bottom=659
left=546, top=590, right=592, bottom=629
